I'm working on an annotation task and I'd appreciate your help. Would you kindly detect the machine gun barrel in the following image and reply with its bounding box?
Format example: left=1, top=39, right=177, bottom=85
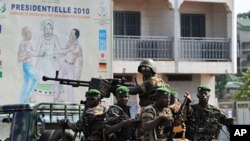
left=42, top=76, right=90, bottom=87
left=42, top=71, right=134, bottom=98
left=42, top=71, right=90, bottom=87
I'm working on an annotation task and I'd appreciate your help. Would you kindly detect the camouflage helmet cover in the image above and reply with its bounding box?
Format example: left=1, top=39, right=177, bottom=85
left=138, top=58, right=157, bottom=74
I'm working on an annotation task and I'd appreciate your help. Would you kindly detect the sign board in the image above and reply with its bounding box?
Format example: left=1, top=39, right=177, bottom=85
left=0, top=0, right=112, bottom=104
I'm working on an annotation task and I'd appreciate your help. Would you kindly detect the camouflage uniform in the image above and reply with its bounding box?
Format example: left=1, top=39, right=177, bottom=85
left=130, top=59, right=170, bottom=107
left=185, top=85, right=231, bottom=141
left=185, top=104, right=227, bottom=141
left=75, top=89, right=106, bottom=141
left=129, top=59, right=171, bottom=140
left=106, top=104, right=135, bottom=141
left=138, top=74, right=168, bottom=106
left=105, top=86, right=136, bottom=141
left=141, top=87, right=174, bottom=141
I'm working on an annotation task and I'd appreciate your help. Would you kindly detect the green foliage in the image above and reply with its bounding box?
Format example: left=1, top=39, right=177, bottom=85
left=233, top=68, right=250, bottom=100
left=238, top=11, right=250, bottom=19
left=215, top=74, right=227, bottom=99
left=216, top=74, right=240, bottom=100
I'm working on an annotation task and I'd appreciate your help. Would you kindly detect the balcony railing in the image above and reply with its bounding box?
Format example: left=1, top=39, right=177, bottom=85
left=113, top=35, right=173, bottom=61
left=179, top=37, right=231, bottom=61
left=113, top=36, right=231, bottom=61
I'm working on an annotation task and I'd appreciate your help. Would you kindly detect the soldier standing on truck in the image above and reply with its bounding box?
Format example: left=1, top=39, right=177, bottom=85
left=128, top=58, right=171, bottom=140
left=105, top=86, right=137, bottom=141
left=185, top=85, right=233, bottom=141
left=61, top=89, right=106, bottom=141
left=129, top=58, right=170, bottom=107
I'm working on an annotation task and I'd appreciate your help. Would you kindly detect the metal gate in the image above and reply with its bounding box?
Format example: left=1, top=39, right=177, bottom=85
left=236, top=101, right=250, bottom=124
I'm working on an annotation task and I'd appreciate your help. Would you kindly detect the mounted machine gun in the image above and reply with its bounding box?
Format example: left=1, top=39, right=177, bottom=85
left=42, top=71, right=133, bottom=98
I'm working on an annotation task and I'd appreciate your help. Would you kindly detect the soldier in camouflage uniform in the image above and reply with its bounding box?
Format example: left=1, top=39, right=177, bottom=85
left=185, top=85, right=233, bottom=141
left=61, top=89, right=106, bottom=141
left=129, top=59, right=171, bottom=140
left=129, top=58, right=170, bottom=107
left=105, top=86, right=137, bottom=141
left=141, top=87, right=174, bottom=141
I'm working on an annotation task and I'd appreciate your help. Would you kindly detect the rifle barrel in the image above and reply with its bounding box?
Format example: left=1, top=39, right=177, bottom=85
left=42, top=76, right=90, bottom=86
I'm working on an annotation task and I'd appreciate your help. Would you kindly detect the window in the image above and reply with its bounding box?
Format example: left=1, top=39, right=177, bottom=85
left=114, top=11, right=141, bottom=36
left=181, top=14, right=205, bottom=37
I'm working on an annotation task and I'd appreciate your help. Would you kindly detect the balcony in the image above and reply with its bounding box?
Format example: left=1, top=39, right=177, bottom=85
left=113, top=36, right=231, bottom=61
left=179, top=37, right=231, bottom=61
left=113, top=36, right=174, bottom=61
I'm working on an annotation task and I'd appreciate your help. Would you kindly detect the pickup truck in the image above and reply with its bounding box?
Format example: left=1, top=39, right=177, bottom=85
left=0, top=102, right=84, bottom=141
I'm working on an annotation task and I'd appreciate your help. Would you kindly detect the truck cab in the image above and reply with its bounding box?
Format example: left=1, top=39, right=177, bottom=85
left=0, top=103, right=84, bottom=141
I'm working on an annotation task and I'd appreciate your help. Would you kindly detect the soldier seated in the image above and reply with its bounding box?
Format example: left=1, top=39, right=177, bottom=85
left=141, top=87, right=174, bottom=141
left=105, top=86, right=138, bottom=141
left=61, top=89, right=106, bottom=141
left=185, top=85, right=234, bottom=141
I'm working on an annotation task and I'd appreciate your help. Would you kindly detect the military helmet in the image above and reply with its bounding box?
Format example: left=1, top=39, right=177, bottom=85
left=138, top=58, right=157, bottom=74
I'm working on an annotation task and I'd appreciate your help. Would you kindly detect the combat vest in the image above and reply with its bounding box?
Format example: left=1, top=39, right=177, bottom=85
left=139, top=75, right=169, bottom=107
left=105, top=104, right=135, bottom=141
left=186, top=104, right=224, bottom=141
left=141, top=105, right=173, bottom=141
left=80, top=104, right=106, bottom=141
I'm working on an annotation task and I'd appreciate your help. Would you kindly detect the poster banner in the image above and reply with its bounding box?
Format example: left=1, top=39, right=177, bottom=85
left=0, top=0, right=112, bottom=104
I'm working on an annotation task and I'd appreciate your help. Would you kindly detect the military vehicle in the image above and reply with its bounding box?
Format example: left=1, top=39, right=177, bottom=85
left=0, top=102, right=84, bottom=141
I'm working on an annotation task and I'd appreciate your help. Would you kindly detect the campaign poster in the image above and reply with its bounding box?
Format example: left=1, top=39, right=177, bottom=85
left=0, top=0, right=112, bottom=104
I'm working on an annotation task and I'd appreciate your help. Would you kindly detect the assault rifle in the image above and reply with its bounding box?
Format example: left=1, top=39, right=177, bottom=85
left=171, top=91, right=191, bottom=140
left=42, top=71, right=133, bottom=98
left=175, top=92, right=191, bottom=120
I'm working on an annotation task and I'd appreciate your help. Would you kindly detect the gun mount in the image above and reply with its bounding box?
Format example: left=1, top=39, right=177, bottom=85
left=42, top=71, right=133, bottom=98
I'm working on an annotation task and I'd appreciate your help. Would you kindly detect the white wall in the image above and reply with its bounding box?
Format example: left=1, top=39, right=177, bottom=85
left=114, top=0, right=174, bottom=36
left=180, top=2, right=227, bottom=37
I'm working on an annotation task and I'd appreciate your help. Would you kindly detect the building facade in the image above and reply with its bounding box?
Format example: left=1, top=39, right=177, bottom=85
left=112, top=0, right=236, bottom=111
left=237, top=18, right=250, bottom=73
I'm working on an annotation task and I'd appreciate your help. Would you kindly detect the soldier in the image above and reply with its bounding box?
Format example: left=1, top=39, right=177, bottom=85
left=61, top=89, right=106, bottom=141
left=128, top=59, right=171, bottom=140
left=105, top=86, right=137, bottom=141
left=129, top=58, right=170, bottom=107
left=185, top=85, right=233, bottom=141
left=141, top=87, right=174, bottom=141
